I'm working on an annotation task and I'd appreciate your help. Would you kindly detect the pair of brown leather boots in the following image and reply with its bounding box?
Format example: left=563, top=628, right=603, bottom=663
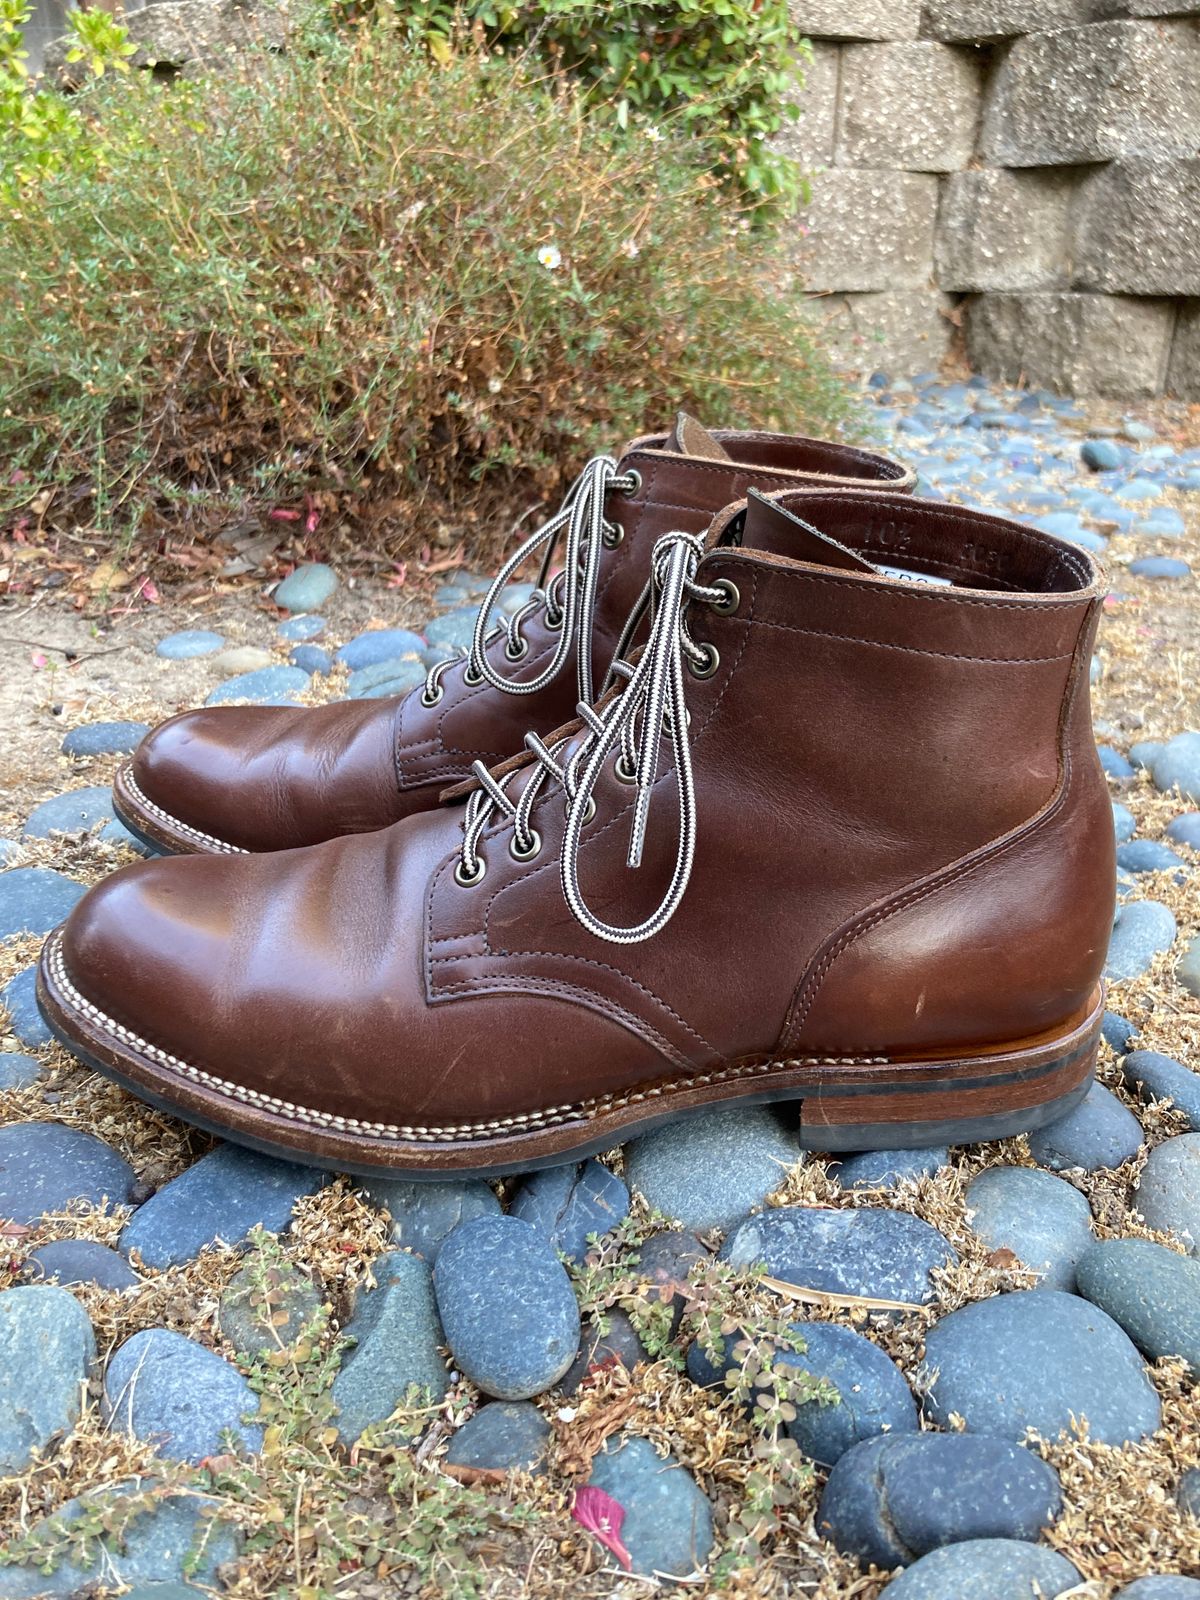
left=38, top=416, right=1115, bottom=1179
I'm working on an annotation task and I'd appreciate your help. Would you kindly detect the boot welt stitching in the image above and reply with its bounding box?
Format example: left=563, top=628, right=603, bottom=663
left=121, top=769, right=248, bottom=856
left=47, top=932, right=883, bottom=1145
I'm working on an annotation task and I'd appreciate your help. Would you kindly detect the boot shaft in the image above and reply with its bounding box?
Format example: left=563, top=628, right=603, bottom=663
left=396, top=424, right=913, bottom=794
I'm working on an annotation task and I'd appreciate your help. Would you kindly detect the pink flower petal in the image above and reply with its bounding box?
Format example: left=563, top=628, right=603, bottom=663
left=572, top=1485, right=633, bottom=1572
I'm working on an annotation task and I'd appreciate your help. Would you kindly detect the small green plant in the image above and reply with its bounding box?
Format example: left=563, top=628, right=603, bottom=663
left=0, top=0, right=133, bottom=197
left=400, top=0, right=810, bottom=203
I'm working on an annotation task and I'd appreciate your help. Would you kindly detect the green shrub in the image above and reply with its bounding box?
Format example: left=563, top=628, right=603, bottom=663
left=1, top=0, right=133, bottom=198
left=402, top=0, right=809, bottom=203
left=0, top=23, right=850, bottom=555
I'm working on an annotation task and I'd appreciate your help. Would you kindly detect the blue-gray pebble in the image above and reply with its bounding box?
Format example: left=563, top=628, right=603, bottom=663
left=1103, top=1012, right=1137, bottom=1053
left=24, top=786, right=116, bottom=837
left=1116, top=1582, right=1200, bottom=1599
left=584, top=1433, right=714, bottom=1579
left=336, top=628, right=426, bottom=669
left=721, top=1203, right=955, bottom=1310
left=509, top=1159, right=630, bottom=1262
left=1026, top=1082, right=1143, bottom=1172
left=880, top=1539, right=1080, bottom=1599
left=62, top=721, right=149, bottom=758
left=1106, top=901, right=1177, bottom=982
left=1123, top=1051, right=1200, bottom=1130
left=277, top=612, right=327, bottom=641
left=0, top=866, right=86, bottom=938
left=965, top=1166, right=1094, bottom=1291
left=0, top=1122, right=136, bottom=1225
left=775, top=1321, right=917, bottom=1465
left=2, top=966, right=50, bottom=1047
left=0, top=1285, right=96, bottom=1471
left=104, top=1327, right=263, bottom=1461
left=205, top=665, right=310, bottom=705
left=357, top=1175, right=501, bottom=1262
left=332, top=1250, right=449, bottom=1442
left=273, top=562, right=338, bottom=612
left=434, top=1214, right=580, bottom=1400
left=1118, top=839, right=1186, bottom=873
left=345, top=656, right=427, bottom=700
left=217, top=1260, right=319, bottom=1356
left=1135, top=1134, right=1200, bottom=1252
left=444, top=1401, right=551, bottom=1474
left=561, top=1310, right=649, bottom=1397
left=0, top=1050, right=39, bottom=1089
left=624, top=1105, right=802, bottom=1234
left=1167, top=813, right=1200, bottom=849
left=0, top=1476, right=240, bottom=1598
left=1099, top=746, right=1136, bottom=781
left=922, top=1289, right=1161, bottom=1444
left=1153, top=734, right=1200, bottom=805
left=833, top=1148, right=948, bottom=1190
left=25, top=1238, right=141, bottom=1290
left=818, top=1434, right=1062, bottom=1566
left=1131, top=558, right=1191, bottom=580
left=156, top=629, right=224, bottom=659
left=1076, top=1238, right=1200, bottom=1370
left=288, top=644, right=331, bottom=676
left=120, top=1143, right=325, bottom=1269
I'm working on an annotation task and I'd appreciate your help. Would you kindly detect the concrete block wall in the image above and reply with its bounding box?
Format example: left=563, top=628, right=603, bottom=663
left=787, top=2, right=1200, bottom=395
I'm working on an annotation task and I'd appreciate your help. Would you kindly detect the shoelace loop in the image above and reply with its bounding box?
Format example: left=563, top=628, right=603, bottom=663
left=456, top=530, right=727, bottom=945
left=420, top=455, right=638, bottom=713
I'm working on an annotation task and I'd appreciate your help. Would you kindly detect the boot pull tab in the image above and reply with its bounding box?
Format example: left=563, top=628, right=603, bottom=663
left=741, top=488, right=880, bottom=573
left=740, top=489, right=954, bottom=587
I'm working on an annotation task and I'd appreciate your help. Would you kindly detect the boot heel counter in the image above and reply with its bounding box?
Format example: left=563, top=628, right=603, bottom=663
left=790, top=606, right=1115, bottom=1058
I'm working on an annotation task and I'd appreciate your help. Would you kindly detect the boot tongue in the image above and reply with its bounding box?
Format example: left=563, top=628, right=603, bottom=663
left=736, top=488, right=880, bottom=574
left=666, top=411, right=732, bottom=462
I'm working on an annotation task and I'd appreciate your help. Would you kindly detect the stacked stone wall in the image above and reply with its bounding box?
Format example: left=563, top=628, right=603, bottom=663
left=786, top=3, right=1200, bottom=394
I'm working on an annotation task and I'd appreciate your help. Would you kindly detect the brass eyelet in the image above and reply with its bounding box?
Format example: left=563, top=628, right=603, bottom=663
left=454, top=856, right=486, bottom=887
left=614, top=755, right=637, bottom=785
left=620, top=468, right=642, bottom=497
left=688, top=642, right=720, bottom=680
left=505, top=635, right=529, bottom=662
left=420, top=683, right=444, bottom=708
left=569, top=796, right=597, bottom=825
left=463, top=661, right=484, bottom=687
left=710, top=578, right=740, bottom=615
left=602, top=520, right=625, bottom=550
left=508, top=828, right=542, bottom=863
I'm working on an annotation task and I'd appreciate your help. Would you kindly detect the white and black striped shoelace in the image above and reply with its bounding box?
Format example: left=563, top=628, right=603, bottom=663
left=455, top=530, right=732, bottom=945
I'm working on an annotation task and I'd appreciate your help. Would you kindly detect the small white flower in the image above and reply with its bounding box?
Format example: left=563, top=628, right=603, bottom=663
left=645, top=125, right=663, bottom=143
left=620, top=238, right=640, bottom=259
left=487, top=376, right=503, bottom=394
left=556, top=1405, right=577, bottom=1422
left=537, top=244, right=563, bottom=271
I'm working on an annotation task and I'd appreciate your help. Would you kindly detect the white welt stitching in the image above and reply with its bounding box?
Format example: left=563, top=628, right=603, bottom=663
left=47, top=933, right=884, bottom=1146
left=121, top=768, right=249, bottom=856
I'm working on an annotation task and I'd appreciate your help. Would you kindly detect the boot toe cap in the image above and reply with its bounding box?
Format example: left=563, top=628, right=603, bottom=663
left=130, top=708, right=266, bottom=851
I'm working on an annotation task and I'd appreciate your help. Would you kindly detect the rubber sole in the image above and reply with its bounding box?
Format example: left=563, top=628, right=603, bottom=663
left=111, top=761, right=236, bottom=857
left=37, top=930, right=1104, bottom=1181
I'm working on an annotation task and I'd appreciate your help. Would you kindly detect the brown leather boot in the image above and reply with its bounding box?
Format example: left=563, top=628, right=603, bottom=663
left=113, top=418, right=913, bottom=856
left=40, top=488, right=1113, bottom=1176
